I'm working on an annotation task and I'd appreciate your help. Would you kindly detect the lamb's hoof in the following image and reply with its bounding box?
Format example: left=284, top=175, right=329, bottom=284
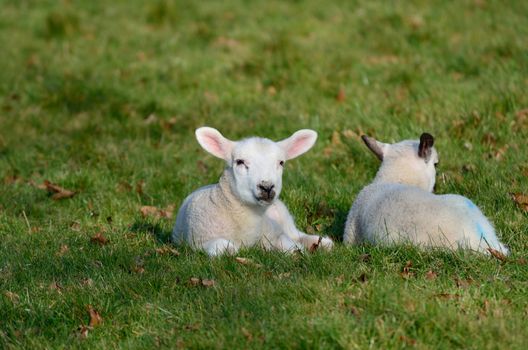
left=319, top=236, right=334, bottom=250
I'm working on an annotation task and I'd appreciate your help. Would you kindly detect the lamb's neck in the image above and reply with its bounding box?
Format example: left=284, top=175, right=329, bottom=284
left=217, top=170, right=265, bottom=216
left=371, top=169, right=425, bottom=189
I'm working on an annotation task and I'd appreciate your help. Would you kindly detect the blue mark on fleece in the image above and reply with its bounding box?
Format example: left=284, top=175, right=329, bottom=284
left=465, top=199, right=478, bottom=210
left=467, top=199, right=497, bottom=248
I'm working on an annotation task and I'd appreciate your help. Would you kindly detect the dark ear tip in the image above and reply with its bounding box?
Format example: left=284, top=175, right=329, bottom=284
left=361, top=135, right=369, bottom=143
left=420, top=132, right=434, bottom=146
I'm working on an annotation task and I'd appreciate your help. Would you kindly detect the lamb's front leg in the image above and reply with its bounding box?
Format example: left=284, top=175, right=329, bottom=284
left=264, top=200, right=333, bottom=251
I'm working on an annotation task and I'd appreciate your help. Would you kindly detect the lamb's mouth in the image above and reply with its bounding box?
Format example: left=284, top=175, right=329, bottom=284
left=255, top=196, right=274, bottom=205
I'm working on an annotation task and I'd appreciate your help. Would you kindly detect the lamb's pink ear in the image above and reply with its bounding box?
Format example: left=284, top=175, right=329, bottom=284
left=278, top=129, right=318, bottom=160
left=195, top=127, right=234, bottom=161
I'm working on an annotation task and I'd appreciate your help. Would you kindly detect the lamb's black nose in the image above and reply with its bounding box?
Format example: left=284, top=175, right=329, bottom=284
left=258, top=182, right=275, bottom=201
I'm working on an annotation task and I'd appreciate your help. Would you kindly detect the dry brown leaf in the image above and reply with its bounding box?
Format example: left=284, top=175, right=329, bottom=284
left=349, top=306, right=361, bottom=317
left=49, top=281, right=63, bottom=293
left=401, top=261, right=415, bottom=279
left=516, top=258, right=527, bottom=265
left=189, top=277, right=201, bottom=286
left=425, top=270, right=438, bottom=280
left=278, top=272, right=291, bottom=279
left=78, top=325, right=89, bottom=339
left=135, top=180, right=145, bottom=195
left=308, top=236, right=323, bottom=253
left=70, top=221, right=81, bottom=231
left=57, top=244, right=69, bottom=256
left=455, top=277, right=473, bottom=289
left=434, top=293, right=460, bottom=300
left=267, top=86, right=276, bottom=96
left=235, top=257, right=262, bottom=268
left=155, top=246, right=180, bottom=257
left=511, top=193, right=528, bottom=212
left=201, top=279, right=216, bottom=287
left=241, top=327, right=253, bottom=341
left=399, top=335, right=417, bottom=346
left=40, top=180, right=76, bottom=200
left=331, top=131, right=342, bottom=146
left=488, top=248, right=507, bottom=262
left=140, top=205, right=174, bottom=219
left=90, top=232, right=109, bottom=246
left=87, top=305, right=102, bottom=327
left=81, top=278, right=94, bottom=287
left=4, top=291, right=20, bottom=304
left=336, top=87, right=346, bottom=102
left=196, top=160, right=209, bottom=174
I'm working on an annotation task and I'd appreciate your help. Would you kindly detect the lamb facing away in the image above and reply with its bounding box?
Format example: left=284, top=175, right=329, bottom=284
left=172, top=127, right=333, bottom=256
left=343, top=133, right=509, bottom=254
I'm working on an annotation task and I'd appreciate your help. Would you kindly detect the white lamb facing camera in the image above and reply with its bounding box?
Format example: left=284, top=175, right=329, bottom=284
left=172, top=127, right=334, bottom=256
left=343, top=132, right=509, bottom=254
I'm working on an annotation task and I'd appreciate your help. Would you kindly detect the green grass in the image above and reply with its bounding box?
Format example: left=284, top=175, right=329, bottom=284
left=1, top=0, right=527, bottom=348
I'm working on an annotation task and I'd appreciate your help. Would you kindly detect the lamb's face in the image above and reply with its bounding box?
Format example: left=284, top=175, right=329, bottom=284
left=195, top=127, right=318, bottom=207
left=362, top=133, right=439, bottom=192
left=229, top=139, right=285, bottom=206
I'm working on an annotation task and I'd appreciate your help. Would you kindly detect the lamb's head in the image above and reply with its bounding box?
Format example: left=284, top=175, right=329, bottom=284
left=362, top=133, right=439, bottom=192
left=195, top=127, right=317, bottom=206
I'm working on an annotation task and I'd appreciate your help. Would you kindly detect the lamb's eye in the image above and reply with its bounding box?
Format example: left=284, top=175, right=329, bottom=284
left=235, top=159, right=245, bottom=166
left=434, top=162, right=439, bottom=168
left=279, top=160, right=285, bottom=167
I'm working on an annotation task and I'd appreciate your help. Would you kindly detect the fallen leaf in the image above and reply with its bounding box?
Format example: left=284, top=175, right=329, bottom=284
left=434, top=293, right=460, bottom=300
left=488, top=248, right=507, bottom=262
left=196, top=160, right=209, bottom=174
left=349, top=306, right=361, bottom=317
left=57, top=244, right=69, bottom=256
left=90, top=232, right=109, bottom=246
left=77, top=325, right=89, bottom=339
left=309, top=236, right=323, bottom=253
left=81, top=278, right=94, bottom=287
left=455, top=277, right=474, bottom=289
left=358, top=253, right=371, bottom=262
left=425, top=270, right=438, bottom=280
left=494, top=145, right=508, bottom=161
left=133, top=256, right=145, bottom=274
left=235, top=257, right=262, bottom=268
left=135, top=180, right=145, bottom=195
left=70, top=221, right=81, bottom=231
left=49, top=281, right=63, bottom=293
left=336, top=87, right=346, bottom=102
left=189, top=277, right=201, bottom=286
left=331, top=130, right=342, bottom=146
left=140, top=205, right=174, bottom=219
left=4, top=291, right=20, bottom=304
left=511, top=193, right=528, bottom=212
left=185, top=323, right=201, bottom=331
left=516, top=258, right=527, bottom=265
left=154, top=246, right=180, bottom=257
left=241, top=327, right=253, bottom=341
left=278, top=272, right=291, bottom=279
left=40, top=180, right=76, bottom=200
left=144, top=114, right=158, bottom=125
left=201, top=279, right=215, bottom=287
left=87, top=305, right=102, bottom=327
left=401, top=261, right=415, bottom=279
left=399, top=335, right=417, bottom=346
left=267, top=86, right=276, bottom=96
left=482, top=133, right=497, bottom=146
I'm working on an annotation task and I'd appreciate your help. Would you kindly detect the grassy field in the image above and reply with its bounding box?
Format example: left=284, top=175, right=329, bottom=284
left=1, top=0, right=527, bottom=348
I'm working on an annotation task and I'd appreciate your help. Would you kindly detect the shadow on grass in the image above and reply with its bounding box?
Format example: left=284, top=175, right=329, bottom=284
left=327, top=209, right=348, bottom=242
left=130, top=220, right=172, bottom=244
